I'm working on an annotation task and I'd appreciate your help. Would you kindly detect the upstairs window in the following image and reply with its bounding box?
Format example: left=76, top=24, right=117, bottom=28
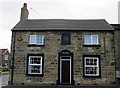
left=84, top=35, right=99, bottom=45
left=61, top=33, right=71, bottom=45
left=29, top=35, right=44, bottom=45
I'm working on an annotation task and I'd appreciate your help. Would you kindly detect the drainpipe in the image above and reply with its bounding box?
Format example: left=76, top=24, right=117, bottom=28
left=10, top=31, right=16, bottom=85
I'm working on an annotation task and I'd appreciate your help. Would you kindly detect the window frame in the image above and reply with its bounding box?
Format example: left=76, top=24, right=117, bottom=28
left=84, top=35, right=99, bottom=45
left=29, top=35, right=44, bottom=45
left=61, top=33, right=71, bottom=45
left=83, top=55, right=101, bottom=78
left=26, top=54, right=44, bottom=76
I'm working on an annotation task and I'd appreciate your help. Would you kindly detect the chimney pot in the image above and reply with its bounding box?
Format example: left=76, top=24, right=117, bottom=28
left=23, top=3, right=27, bottom=8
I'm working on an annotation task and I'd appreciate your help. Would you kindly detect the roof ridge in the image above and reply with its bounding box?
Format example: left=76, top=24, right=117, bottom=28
left=26, top=19, right=105, bottom=21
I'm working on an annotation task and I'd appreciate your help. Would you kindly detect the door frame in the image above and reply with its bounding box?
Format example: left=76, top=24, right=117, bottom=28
left=57, top=50, right=75, bottom=85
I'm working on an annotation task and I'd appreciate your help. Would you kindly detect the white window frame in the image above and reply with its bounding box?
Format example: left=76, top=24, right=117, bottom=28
left=84, top=57, right=99, bottom=76
left=29, top=35, right=44, bottom=45
left=28, top=56, right=43, bottom=75
left=84, top=35, right=99, bottom=45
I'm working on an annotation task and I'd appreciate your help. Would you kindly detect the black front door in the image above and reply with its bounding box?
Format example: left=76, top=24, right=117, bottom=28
left=61, top=58, right=71, bottom=84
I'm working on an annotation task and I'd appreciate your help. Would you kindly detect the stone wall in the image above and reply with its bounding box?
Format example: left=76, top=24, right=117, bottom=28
left=115, top=30, right=119, bottom=71
left=10, top=31, right=115, bottom=85
left=115, top=29, right=120, bottom=84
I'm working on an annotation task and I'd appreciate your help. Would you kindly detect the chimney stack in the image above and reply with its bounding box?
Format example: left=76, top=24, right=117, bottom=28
left=20, top=3, right=29, bottom=20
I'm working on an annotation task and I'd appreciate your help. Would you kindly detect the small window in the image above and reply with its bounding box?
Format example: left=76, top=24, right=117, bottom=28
left=27, top=54, right=44, bottom=76
left=84, top=35, right=99, bottom=45
left=83, top=56, right=100, bottom=77
left=29, top=35, right=44, bottom=45
left=61, top=33, right=71, bottom=45
left=5, top=55, right=8, bottom=60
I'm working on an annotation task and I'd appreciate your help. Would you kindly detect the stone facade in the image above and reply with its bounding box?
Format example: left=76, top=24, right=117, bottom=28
left=10, top=30, right=116, bottom=85
left=112, top=24, right=120, bottom=84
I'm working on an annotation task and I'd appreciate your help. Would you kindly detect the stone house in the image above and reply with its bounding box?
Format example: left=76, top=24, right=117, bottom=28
left=0, top=49, right=10, bottom=68
left=111, top=24, right=120, bottom=84
left=9, top=3, right=118, bottom=86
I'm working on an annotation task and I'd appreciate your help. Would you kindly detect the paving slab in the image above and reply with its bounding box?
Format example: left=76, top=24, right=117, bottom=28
left=2, top=75, right=9, bottom=86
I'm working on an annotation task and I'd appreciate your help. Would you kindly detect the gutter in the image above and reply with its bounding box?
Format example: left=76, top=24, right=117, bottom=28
left=10, top=31, right=16, bottom=85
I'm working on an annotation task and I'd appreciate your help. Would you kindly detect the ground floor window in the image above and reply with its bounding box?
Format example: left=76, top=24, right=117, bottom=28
left=26, top=54, right=44, bottom=76
left=83, top=55, right=101, bottom=77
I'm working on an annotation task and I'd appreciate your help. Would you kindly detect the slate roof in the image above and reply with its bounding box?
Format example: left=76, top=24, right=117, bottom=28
left=111, top=24, right=120, bottom=30
left=12, top=19, right=114, bottom=31
left=0, top=49, right=9, bottom=55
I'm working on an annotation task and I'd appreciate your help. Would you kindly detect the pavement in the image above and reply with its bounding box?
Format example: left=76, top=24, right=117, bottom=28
left=1, top=85, right=120, bottom=88
left=0, top=75, right=120, bottom=88
left=0, top=75, right=9, bottom=88
left=0, top=75, right=2, bottom=88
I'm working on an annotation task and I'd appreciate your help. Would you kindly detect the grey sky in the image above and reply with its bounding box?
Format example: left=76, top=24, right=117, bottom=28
left=0, top=0, right=119, bottom=51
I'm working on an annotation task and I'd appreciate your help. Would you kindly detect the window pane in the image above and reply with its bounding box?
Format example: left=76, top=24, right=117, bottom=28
left=93, top=59, right=97, bottom=65
left=64, top=35, right=69, bottom=41
left=85, top=58, right=93, bottom=65
left=92, top=35, right=98, bottom=44
left=85, top=67, right=97, bottom=75
left=29, top=56, right=42, bottom=65
left=28, top=65, right=41, bottom=74
left=93, top=67, right=97, bottom=74
left=84, top=35, right=91, bottom=44
left=86, top=59, right=89, bottom=65
left=61, top=33, right=71, bottom=45
left=29, top=35, right=36, bottom=44
left=37, top=36, right=44, bottom=45
left=85, top=67, right=91, bottom=74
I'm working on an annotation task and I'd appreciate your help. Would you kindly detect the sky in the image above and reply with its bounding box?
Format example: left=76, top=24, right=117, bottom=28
left=0, top=0, right=120, bottom=51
